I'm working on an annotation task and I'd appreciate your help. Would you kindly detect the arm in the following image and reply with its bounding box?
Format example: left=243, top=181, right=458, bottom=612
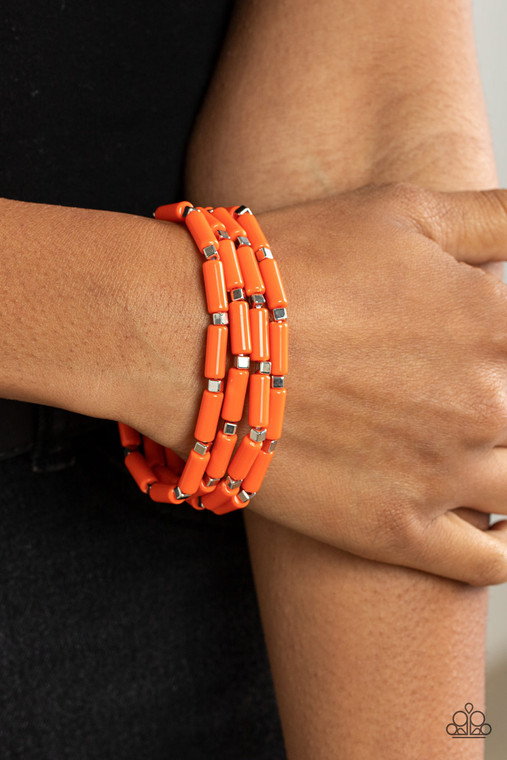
left=0, top=198, right=206, bottom=455
left=187, top=0, right=497, bottom=200
left=186, top=0, right=499, bottom=756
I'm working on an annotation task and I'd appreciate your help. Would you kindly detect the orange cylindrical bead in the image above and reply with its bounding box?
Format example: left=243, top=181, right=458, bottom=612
left=149, top=483, right=187, bottom=504
left=204, top=324, right=228, bottom=379
left=153, top=465, right=179, bottom=485
left=234, top=211, right=269, bottom=251
left=242, top=449, right=275, bottom=494
left=142, top=436, right=166, bottom=468
left=236, top=244, right=265, bottom=296
left=124, top=451, right=157, bottom=493
left=202, top=259, right=228, bottom=313
left=201, top=479, right=239, bottom=510
left=164, top=447, right=185, bottom=475
left=228, top=436, right=262, bottom=481
left=229, top=300, right=252, bottom=355
left=259, top=258, right=288, bottom=310
left=206, top=430, right=238, bottom=479
left=266, top=387, right=287, bottom=440
left=178, top=449, right=211, bottom=496
left=269, top=321, right=289, bottom=375
left=211, top=206, right=246, bottom=240
left=218, top=238, right=244, bottom=291
left=196, top=207, right=226, bottom=233
left=249, top=307, right=269, bottom=361
left=248, top=373, right=270, bottom=429
left=221, top=367, right=249, bottom=422
left=154, top=201, right=192, bottom=222
left=148, top=482, right=171, bottom=502
left=213, top=497, right=244, bottom=514
left=184, top=209, right=217, bottom=253
left=192, top=478, right=218, bottom=498
left=118, top=422, right=141, bottom=449
left=194, top=389, right=224, bottom=442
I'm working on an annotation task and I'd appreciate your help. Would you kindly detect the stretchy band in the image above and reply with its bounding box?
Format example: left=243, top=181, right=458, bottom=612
left=118, top=203, right=288, bottom=515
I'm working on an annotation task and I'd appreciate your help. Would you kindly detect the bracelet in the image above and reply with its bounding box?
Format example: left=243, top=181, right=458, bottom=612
left=118, top=202, right=288, bottom=515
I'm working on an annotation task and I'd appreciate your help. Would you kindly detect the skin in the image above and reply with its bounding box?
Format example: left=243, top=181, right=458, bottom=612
left=0, top=200, right=208, bottom=454
left=186, top=0, right=505, bottom=756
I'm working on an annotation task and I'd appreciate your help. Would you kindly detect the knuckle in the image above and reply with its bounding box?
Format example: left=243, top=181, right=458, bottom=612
left=468, top=266, right=507, bottom=321
left=469, top=372, right=507, bottom=442
left=381, top=182, right=437, bottom=216
left=376, top=182, right=445, bottom=237
left=373, top=496, right=423, bottom=561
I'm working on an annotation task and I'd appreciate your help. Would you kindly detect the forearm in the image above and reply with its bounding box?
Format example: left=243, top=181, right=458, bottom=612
left=187, top=0, right=496, bottom=203
left=246, top=514, right=488, bottom=759
left=0, top=197, right=205, bottom=454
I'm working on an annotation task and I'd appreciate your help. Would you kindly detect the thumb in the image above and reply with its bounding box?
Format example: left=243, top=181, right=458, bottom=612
left=402, top=186, right=507, bottom=265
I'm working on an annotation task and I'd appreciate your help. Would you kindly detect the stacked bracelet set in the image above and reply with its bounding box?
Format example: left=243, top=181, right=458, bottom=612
left=118, top=202, right=288, bottom=516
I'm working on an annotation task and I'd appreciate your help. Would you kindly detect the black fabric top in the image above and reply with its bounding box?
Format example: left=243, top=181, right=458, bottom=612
left=0, top=0, right=236, bottom=449
left=1, top=0, right=235, bottom=215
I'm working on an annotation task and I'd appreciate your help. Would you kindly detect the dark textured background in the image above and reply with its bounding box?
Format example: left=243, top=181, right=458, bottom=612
left=1, top=0, right=232, bottom=214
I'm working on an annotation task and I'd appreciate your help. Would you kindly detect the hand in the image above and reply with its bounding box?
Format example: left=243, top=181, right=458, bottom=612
left=247, top=183, right=507, bottom=586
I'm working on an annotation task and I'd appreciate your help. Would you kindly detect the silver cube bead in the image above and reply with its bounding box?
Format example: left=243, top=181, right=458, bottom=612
left=223, top=422, right=238, bottom=435
left=234, top=355, right=250, bottom=370
left=217, top=229, right=230, bottom=239
left=231, top=288, right=245, bottom=301
left=250, top=428, right=267, bottom=442
left=272, top=307, right=287, bottom=321
left=258, top=361, right=271, bottom=375
left=207, top=379, right=222, bottom=393
left=236, top=235, right=251, bottom=248
left=265, top=439, right=278, bottom=453
left=203, top=475, right=220, bottom=488
left=235, top=205, right=251, bottom=216
left=236, top=489, right=251, bottom=504
left=212, top=312, right=229, bottom=325
left=225, top=475, right=242, bottom=490
left=174, top=486, right=190, bottom=500
left=203, top=244, right=219, bottom=260
left=193, top=441, right=208, bottom=456
left=271, top=376, right=285, bottom=388
left=250, top=293, right=265, bottom=308
left=257, top=247, right=273, bottom=260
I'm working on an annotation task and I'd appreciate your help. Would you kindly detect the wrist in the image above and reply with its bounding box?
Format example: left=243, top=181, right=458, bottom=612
left=120, top=203, right=290, bottom=513
left=115, top=213, right=207, bottom=456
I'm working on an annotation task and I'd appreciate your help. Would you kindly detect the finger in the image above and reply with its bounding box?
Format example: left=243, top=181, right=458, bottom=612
left=406, top=510, right=507, bottom=586
left=400, top=186, right=507, bottom=265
